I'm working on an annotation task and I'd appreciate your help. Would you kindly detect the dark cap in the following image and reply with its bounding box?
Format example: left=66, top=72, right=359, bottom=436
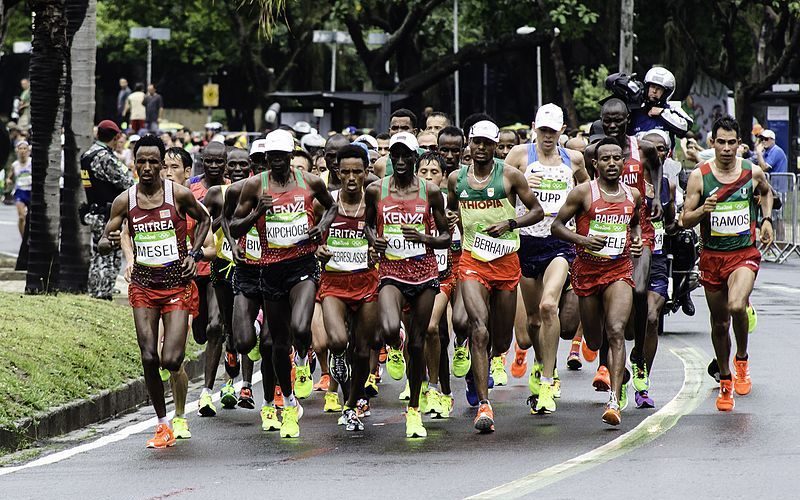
left=97, top=119, right=121, bottom=135
left=588, top=120, right=606, bottom=144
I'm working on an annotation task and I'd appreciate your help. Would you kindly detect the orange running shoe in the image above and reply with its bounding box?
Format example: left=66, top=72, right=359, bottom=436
left=582, top=339, right=598, bottom=363
left=274, top=386, right=284, bottom=408
left=511, top=344, right=528, bottom=379
left=592, top=366, right=611, bottom=392
left=314, top=373, right=331, bottom=392
left=146, top=423, right=176, bottom=448
left=373, top=365, right=382, bottom=384
left=378, top=346, right=388, bottom=364
left=473, top=402, right=495, bottom=433
left=716, top=379, right=735, bottom=411
left=733, top=358, right=751, bottom=395
left=602, top=404, right=621, bottom=426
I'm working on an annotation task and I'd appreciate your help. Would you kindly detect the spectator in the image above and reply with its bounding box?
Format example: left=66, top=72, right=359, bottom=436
left=17, top=79, right=31, bottom=132
left=116, top=78, right=131, bottom=125
left=6, top=140, right=31, bottom=235
left=144, top=84, right=164, bottom=132
left=755, top=129, right=788, bottom=189
left=124, top=83, right=147, bottom=133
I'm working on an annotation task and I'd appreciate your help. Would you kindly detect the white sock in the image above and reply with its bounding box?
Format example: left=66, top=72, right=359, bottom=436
left=174, top=412, right=184, bottom=419
left=428, top=383, right=439, bottom=392
left=201, top=387, right=211, bottom=396
left=261, top=398, right=272, bottom=408
left=242, top=381, right=252, bottom=389
left=284, top=393, right=297, bottom=407
left=541, top=376, right=554, bottom=385
left=295, top=353, right=307, bottom=366
left=157, top=416, right=170, bottom=425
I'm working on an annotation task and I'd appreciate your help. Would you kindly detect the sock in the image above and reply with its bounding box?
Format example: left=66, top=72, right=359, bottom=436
left=157, top=416, right=170, bottom=425
left=735, top=354, right=748, bottom=361
left=428, top=383, right=439, bottom=392
left=295, top=352, right=307, bottom=366
left=479, top=399, right=490, bottom=406
left=541, top=376, right=554, bottom=385
left=284, top=393, right=297, bottom=407
left=261, top=398, right=273, bottom=408
left=174, top=412, right=184, bottom=419
left=201, top=387, right=211, bottom=396
left=720, top=374, right=732, bottom=381
left=242, top=381, right=252, bottom=389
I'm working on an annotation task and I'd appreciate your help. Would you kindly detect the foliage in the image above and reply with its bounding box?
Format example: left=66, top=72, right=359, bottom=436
left=1, top=3, right=31, bottom=53
left=572, top=64, right=608, bottom=122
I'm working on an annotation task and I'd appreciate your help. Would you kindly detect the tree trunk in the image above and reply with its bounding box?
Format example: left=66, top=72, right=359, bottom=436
left=550, top=36, right=578, bottom=129
left=734, top=83, right=756, bottom=149
left=59, top=0, right=91, bottom=292
left=26, top=0, right=67, bottom=294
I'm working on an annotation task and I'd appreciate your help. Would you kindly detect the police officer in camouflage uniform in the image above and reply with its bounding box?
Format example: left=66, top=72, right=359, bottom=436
left=81, top=120, right=134, bottom=299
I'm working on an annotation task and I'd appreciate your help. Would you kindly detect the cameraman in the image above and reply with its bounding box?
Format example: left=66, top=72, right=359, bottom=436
left=80, top=120, right=134, bottom=300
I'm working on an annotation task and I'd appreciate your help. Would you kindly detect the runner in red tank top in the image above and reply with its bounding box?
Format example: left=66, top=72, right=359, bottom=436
left=552, top=137, right=643, bottom=428
left=99, top=135, right=210, bottom=448
left=230, top=130, right=337, bottom=438
left=365, top=132, right=451, bottom=438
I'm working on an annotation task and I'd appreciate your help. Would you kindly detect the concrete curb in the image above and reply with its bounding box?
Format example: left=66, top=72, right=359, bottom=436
left=0, top=350, right=207, bottom=451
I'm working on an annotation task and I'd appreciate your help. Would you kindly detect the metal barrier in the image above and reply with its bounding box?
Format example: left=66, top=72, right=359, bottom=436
left=760, top=172, right=799, bottom=263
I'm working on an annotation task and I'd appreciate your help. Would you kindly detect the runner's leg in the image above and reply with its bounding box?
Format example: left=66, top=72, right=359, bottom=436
left=133, top=308, right=168, bottom=418
left=602, top=282, right=634, bottom=402
left=407, top=288, right=437, bottom=409
left=461, top=280, right=491, bottom=401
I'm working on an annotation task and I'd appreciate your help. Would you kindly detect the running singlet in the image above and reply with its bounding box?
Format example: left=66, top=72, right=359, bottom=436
left=128, top=179, right=190, bottom=289
left=13, top=159, right=32, bottom=191
left=324, top=201, right=369, bottom=273
left=376, top=177, right=438, bottom=284
left=575, top=180, right=636, bottom=261
left=457, top=159, right=520, bottom=262
left=621, top=136, right=654, bottom=246
left=699, top=158, right=758, bottom=252
left=189, top=178, right=228, bottom=276
left=433, top=192, right=452, bottom=277
left=255, top=168, right=316, bottom=265
left=515, top=144, right=574, bottom=237
left=214, top=184, right=234, bottom=262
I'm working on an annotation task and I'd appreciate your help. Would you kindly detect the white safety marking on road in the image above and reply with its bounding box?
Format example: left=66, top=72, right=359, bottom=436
left=0, top=221, right=16, bottom=225
left=467, top=347, right=707, bottom=499
left=0, top=372, right=263, bottom=477
left=758, top=283, right=800, bottom=295
left=0, top=251, right=19, bottom=258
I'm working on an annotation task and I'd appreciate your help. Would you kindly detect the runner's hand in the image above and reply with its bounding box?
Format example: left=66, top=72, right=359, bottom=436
left=760, top=220, right=774, bottom=246
left=401, top=224, right=426, bottom=243
left=650, top=199, right=663, bottom=220
left=180, top=255, right=197, bottom=279
left=373, top=236, right=388, bottom=254
left=582, top=234, right=607, bottom=252
left=315, top=244, right=333, bottom=264
left=368, top=247, right=379, bottom=267
left=231, top=244, right=246, bottom=265
left=702, top=194, right=717, bottom=213
left=631, top=236, right=643, bottom=257
left=307, top=225, right=323, bottom=243
left=124, top=262, right=133, bottom=283
left=256, top=192, right=273, bottom=214
left=485, top=220, right=510, bottom=238
left=527, top=172, right=543, bottom=190
left=446, top=209, right=459, bottom=231
left=107, top=229, right=121, bottom=246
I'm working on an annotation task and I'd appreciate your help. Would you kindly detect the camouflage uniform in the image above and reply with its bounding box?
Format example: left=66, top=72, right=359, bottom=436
left=82, top=141, right=134, bottom=299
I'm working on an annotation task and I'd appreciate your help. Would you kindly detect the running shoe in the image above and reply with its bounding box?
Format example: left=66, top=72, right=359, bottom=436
left=708, top=358, right=721, bottom=383
left=747, top=303, right=757, bottom=333
left=419, top=382, right=430, bottom=413
left=314, top=373, right=332, bottom=392
left=619, top=382, right=629, bottom=411
left=280, top=404, right=302, bottom=438
left=198, top=393, right=217, bottom=417
left=632, top=363, right=650, bottom=392
left=567, top=340, right=582, bottom=370
left=386, top=346, right=406, bottom=380
left=308, top=349, right=317, bottom=374
left=373, top=364, right=382, bottom=384
left=474, top=402, right=495, bottom=433
left=247, top=340, right=261, bottom=362
left=146, top=423, right=176, bottom=448
left=602, top=397, right=621, bottom=426
left=294, top=364, right=313, bottom=399
left=324, top=392, right=342, bottom=413
left=491, top=356, right=508, bottom=386
left=172, top=417, right=191, bottom=439
left=488, top=366, right=494, bottom=389
left=399, top=381, right=411, bottom=400
left=552, top=369, right=562, bottom=398
left=274, top=386, right=284, bottom=408
left=364, top=373, right=379, bottom=398
left=426, top=389, right=445, bottom=418
left=535, top=382, right=556, bottom=414
left=465, top=372, right=479, bottom=407
left=343, top=408, right=364, bottom=432
left=452, top=341, right=471, bottom=378
left=328, top=350, right=350, bottom=388
left=406, top=407, right=427, bottom=438
left=224, top=350, right=240, bottom=379
left=237, top=387, right=256, bottom=409
left=260, top=405, right=281, bottom=431
left=635, top=390, right=654, bottom=409
left=220, top=380, right=237, bottom=409
left=527, top=395, right=538, bottom=414
left=511, top=344, right=528, bottom=378
left=159, top=368, right=170, bottom=382
left=581, top=339, right=598, bottom=363
left=440, top=394, right=454, bottom=419
left=592, top=366, right=611, bottom=392
left=733, top=358, right=751, bottom=395
left=716, top=379, right=735, bottom=411
left=528, top=362, right=543, bottom=396
left=356, top=398, right=371, bottom=418
left=378, top=346, right=388, bottom=363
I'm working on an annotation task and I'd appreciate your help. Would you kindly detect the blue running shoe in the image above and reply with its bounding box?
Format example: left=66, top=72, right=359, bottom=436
left=465, top=371, right=479, bottom=407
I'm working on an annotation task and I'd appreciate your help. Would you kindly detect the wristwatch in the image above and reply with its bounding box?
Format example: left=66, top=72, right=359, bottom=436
left=761, top=217, right=773, bottom=226
left=507, top=218, right=518, bottom=230
left=189, top=249, right=204, bottom=262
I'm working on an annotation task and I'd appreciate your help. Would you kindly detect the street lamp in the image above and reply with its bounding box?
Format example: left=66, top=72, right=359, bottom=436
left=129, top=27, right=171, bottom=86
left=516, top=26, right=542, bottom=110
left=313, top=30, right=388, bottom=92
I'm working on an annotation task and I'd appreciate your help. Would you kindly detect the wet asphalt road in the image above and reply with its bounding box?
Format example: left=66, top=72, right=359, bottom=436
left=1, top=263, right=799, bottom=499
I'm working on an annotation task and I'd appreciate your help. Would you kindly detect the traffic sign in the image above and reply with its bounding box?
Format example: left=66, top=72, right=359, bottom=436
left=203, top=84, right=219, bottom=108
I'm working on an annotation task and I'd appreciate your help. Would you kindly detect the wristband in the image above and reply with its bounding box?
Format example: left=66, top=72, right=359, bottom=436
left=190, top=249, right=204, bottom=262
left=507, top=218, right=518, bottom=230
left=761, top=217, right=773, bottom=225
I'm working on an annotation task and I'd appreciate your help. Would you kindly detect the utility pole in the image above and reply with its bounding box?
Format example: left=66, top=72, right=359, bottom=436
left=618, top=0, right=634, bottom=73
left=129, top=27, right=171, bottom=86
left=453, top=0, right=460, bottom=127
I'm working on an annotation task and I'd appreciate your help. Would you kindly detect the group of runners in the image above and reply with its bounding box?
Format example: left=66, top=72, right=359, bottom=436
left=97, top=93, right=774, bottom=447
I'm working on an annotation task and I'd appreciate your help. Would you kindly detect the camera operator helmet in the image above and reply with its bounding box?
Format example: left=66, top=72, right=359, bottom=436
left=644, top=67, right=676, bottom=103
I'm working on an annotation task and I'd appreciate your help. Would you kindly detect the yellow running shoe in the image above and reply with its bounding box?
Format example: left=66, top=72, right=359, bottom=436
left=491, top=356, right=508, bottom=386
left=405, top=407, right=427, bottom=438
left=172, top=417, right=191, bottom=439
left=280, top=404, right=302, bottom=438
left=260, top=405, right=281, bottom=431
left=323, top=392, right=343, bottom=413
left=294, top=364, right=313, bottom=399
left=386, top=347, right=406, bottom=380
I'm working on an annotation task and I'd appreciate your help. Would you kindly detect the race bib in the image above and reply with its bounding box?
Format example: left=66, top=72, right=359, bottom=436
left=534, top=178, right=569, bottom=216
left=245, top=226, right=261, bottom=261
left=435, top=248, right=448, bottom=272
left=326, top=236, right=369, bottom=272
left=134, top=229, right=180, bottom=267
left=470, top=224, right=519, bottom=262
left=220, top=238, right=233, bottom=261
left=710, top=200, right=750, bottom=237
left=265, top=212, right=309, bottom=248
left=384, top=224, right=426, bottom=260
left=450, top=225, right=462, bottom=251
left=17, top=171, right=32, bottom=189
left=653, top=220, right=665, bottom=254
left=586, top=220, right=627, bottom=259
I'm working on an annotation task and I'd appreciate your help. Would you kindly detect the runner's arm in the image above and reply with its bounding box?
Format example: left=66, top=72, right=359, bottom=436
left=222, top=183, right=246, bottom=262
left=639, top=139, right=663, bottom=220
left=678, top=168, right=708, bottom=229
left=404, top=183, right=450, bottom=249
left=752, top=164, right=774, bottom=246
left=98, top=192, right=129, bottom=255
left=308, top=174, right=337, bottom=240
left=551, top=184, right=604, bottom=252
left=176, top=186, right=211, bottom=255
left=568, top=149, right=591, bottom=185
left=446, top=171, right=463, bottom=236
left=120, top=222, right=134, bottom=282
left=630, top=188, right=643, bottom=257
left=203, top=186, right=224, bottom=233
left=363, top=183, right=384, bottom=252
left=229, top=176, right=264, bottom=239
left=507, top=166, right=544, bottom=228
left=373, top=156, right=388, bottom=178
left=502, top=144, right=527, bottom=171
left=665, top=180, right=678, bottom=233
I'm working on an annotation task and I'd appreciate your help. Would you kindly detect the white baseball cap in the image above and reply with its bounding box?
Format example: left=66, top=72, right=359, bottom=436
left=264, top=129, right=295, bottom=153
left=534, top=103, right=564, bottom=131
left=354, top=134, right=379, bottom=150
left=128, top=134, right=141, bottom=142
left=293, top=120, right=312, bottom=135
left=210, top=133, right=225, bottom=144
left=469, top=120, right=500, bottom=143
left=760, top=129, right=775, bottom=140
left=300, top=133, right=326, bottom=151
left=250, top=139, right=268, bottom=156
left=389, top=132, right=419, bottom=152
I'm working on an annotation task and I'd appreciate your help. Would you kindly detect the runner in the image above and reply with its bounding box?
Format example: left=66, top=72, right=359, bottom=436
left=551, top=137, right=643, bottom=426
left=680, top=116, right=773, bottom=411
left=495, top=129, right=520, bottom=160
left=316, top=144, right=379, bottom=431
left=98, top=134, right=210, bottom=447
left=446, top=120, right=544, bottom=432
left=373, top=108, right=418, bottom=177
left=504, top=103, right=589, bottom=414
left=364, top=132, right=451, bottom=438
left=230, top=129, right=337, bottom=438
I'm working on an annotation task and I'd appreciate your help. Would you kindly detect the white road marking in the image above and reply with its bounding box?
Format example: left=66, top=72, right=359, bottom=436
left=0, top=221, right=16, bottom=225
left=0, top=372, right=262, bottom=476
left=758, top=283, right=800, bottom=295
left=468, top=347, right=707, bottom=499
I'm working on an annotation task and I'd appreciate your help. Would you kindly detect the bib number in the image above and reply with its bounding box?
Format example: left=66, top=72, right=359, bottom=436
left=134, top=229, right=180, bottom=267
left=265, top=212, right=309, bottom=248
left=326, top=237, right=369, bottom=272
left=435, top=248, right=448, bottom=272
left=710, top=200, right=750, bottom=237
left=470, top=224, right=519, bottom=262
left=534, top=178, right=569, bottom=216
left=245, top=227, right=261, bottom=261
left=384, top=224, right=426, bottom=260
left=586, top=220, right=627, bottom=259
left=653, top=220, right=665, bottom=254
